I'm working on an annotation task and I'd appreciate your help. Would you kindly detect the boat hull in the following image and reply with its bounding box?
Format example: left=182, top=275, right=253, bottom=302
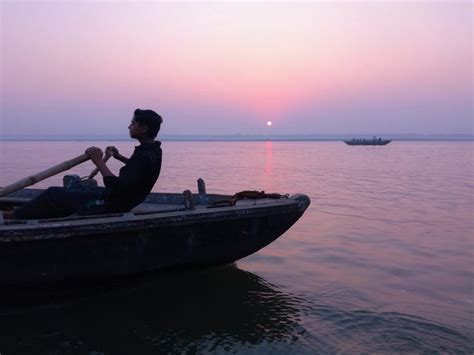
left=0, top=193, right=310, bottom=288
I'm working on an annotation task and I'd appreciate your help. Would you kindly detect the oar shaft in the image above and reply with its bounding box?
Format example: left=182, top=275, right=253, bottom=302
left=0, top=154, right=90, bottom=197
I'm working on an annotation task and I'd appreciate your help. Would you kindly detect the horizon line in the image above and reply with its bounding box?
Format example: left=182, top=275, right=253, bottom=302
left=1, top=133, right=473, bottom=142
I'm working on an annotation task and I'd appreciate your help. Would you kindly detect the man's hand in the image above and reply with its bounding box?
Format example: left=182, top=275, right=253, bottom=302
left=85, top=146, right=114, bottom=177
left=106, top=146, right=129, bottom=164
left=85, top=147, right=104, bottom=164
left=105, top=146, right=119, bottom=158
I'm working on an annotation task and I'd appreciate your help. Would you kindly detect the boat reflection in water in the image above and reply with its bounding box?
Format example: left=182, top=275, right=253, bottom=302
left=0, top=265, right=304, bottom=354
left=1, top=265, right=471, bottom=353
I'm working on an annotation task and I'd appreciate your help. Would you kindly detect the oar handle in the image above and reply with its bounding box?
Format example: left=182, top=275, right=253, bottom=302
left=88, top=155, right=111, bottom=179
left=0, top=154, right=90, bottom=198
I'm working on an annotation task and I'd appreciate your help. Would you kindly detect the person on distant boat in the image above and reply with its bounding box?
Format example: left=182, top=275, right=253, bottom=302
left=10, top=109, right=163, bottom=219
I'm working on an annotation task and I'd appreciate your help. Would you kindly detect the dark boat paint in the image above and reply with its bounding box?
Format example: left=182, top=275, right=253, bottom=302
left=0, top=189, right=310, bottom=288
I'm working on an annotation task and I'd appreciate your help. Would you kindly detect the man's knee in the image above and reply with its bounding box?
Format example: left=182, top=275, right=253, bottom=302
left=45, top=186, right=64, bottom=193
left=43, top=187, right=69, bottom=207
left=45, top=186, right=65, bottom=197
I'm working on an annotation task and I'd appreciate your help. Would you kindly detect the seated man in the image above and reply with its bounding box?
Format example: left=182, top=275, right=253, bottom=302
left=11, top=109, right=163, bottom=219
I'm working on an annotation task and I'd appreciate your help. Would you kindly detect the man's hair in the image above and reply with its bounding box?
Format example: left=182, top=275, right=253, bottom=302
left=134, top=109, right=163, bottom=138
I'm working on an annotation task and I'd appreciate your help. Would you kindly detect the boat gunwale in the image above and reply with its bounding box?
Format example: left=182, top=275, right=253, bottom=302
left=0, top=195, right=309, bottom=242
left=3, top=189, right=232, bottom=204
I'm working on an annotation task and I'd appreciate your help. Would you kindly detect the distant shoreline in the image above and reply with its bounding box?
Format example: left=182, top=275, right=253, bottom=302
left=1, top=138, right=473, bottom=142
left=1, top=134, right=473, bottom=142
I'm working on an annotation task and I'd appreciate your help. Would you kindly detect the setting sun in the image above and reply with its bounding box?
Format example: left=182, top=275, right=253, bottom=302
left=267, top=121, right=272, bottom=127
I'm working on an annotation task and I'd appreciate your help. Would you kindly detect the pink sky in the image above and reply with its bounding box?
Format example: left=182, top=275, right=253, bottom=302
left=1, top=1, right=472, bottom=137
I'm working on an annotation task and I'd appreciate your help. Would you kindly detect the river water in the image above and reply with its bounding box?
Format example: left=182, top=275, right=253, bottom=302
left=0, top=140, right=472, bottom=354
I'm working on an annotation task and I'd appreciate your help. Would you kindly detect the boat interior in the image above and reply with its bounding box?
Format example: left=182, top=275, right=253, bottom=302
left=0, top=188, right=292, bottom=226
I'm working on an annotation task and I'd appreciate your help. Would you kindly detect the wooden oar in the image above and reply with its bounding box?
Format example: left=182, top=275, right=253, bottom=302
left=0, top=154, right=90, bottom=198
left=87, top=155, right=111, bottom=179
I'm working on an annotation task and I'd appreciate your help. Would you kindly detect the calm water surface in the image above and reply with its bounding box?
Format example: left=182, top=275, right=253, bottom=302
left=0, top=140, right=473, bottom=354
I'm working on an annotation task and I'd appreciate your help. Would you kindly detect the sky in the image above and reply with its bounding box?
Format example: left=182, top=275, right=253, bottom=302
left=0, top=1, right=472, bottom=137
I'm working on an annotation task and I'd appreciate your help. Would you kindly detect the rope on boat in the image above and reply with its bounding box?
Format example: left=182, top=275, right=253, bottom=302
left=209, top=190, right=289, bottom=207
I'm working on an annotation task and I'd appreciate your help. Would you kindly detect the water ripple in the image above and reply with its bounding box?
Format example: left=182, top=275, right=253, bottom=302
left=1, top=140, right=473, bottom=353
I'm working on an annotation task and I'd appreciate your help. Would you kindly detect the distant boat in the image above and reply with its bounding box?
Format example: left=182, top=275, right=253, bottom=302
left=344, top=136, right=391, bottom=146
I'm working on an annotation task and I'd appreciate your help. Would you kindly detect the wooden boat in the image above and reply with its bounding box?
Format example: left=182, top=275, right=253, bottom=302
left=0, top=188, right=310, bottom=288
left=344, top=137, right=391, bottom=146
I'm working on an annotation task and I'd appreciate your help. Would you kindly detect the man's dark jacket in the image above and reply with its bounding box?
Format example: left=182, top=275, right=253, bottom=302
left=102, top=141, right=162, bottom=213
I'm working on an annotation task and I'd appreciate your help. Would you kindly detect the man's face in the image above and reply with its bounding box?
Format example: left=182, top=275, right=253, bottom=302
left=128, top=116, right=147, bottom=138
